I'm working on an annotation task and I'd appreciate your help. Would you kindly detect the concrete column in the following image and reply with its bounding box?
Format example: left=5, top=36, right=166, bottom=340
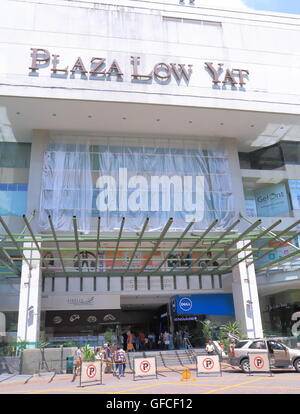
left=232, top=240, right=263, bottom=339
left=26, top=129, right=49, bottom=232
left=224, top=137, right=246, bottom=217
left=17, top=241, right=42, bottom=344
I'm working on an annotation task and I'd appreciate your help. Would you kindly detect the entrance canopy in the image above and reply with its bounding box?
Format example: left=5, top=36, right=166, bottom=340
left=0, top=214, right=300, bottom=285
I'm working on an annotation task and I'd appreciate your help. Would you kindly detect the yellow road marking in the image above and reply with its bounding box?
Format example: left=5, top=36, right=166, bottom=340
left=203, top=377, right=267, bottom=394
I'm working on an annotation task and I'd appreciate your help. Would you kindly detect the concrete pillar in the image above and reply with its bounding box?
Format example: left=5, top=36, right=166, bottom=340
left=26, top=129, right=49, bottom=232
left=17, top=241, right=42, bottom=344
left=224, top=137, right=246, bottom=217
left=232, top=240, right=263, bottom=339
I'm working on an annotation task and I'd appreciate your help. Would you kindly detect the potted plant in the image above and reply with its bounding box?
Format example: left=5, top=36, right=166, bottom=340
left=217, top=321, right=245, bottom=354
left=82, top=344, right=95, bottom=362
left=200, top=320, right=215, bottom=343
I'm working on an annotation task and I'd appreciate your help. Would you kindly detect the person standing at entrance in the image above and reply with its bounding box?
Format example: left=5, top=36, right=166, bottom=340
left=205, top=340, right=215, bottom=355
left=163, top=331, right=170, bottom=350
left=103, top=343, right=112, bottom=373
left=122, top=332, right=128, bottom=351
left=127, top=330, right=135, bottom=352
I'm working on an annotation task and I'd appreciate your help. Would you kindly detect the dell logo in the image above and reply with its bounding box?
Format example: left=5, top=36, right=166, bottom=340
left=179, top=297, right=192, bottom=312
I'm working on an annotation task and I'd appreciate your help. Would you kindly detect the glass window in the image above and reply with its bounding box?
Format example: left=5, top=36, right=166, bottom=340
left=249, top=340, right=267, bottom=349
left=0, top=143, right=31, bottom=168
left=234, top=341, right=248, bottom=349
left=268, top=341, right=285, bottom=351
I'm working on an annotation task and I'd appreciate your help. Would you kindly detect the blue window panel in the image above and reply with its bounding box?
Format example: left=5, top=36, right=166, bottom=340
left=0, top=184, right=7, bottom=191
left=7, top=184, right=17, bottom=191
left=0, top=191, right=28, bottom=216
left=17, top=184, right=28, bottom=191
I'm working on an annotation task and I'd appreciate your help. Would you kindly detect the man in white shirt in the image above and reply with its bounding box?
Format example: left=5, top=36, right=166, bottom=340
left=205, top=340, right=215, bottom=355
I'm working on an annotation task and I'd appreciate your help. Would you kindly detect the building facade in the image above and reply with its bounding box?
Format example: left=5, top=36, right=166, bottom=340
left=0, top=0, right=300, bottom=347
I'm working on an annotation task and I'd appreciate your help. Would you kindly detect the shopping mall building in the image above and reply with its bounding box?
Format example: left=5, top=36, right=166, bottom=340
left=0, top=0, right=300, bottom=347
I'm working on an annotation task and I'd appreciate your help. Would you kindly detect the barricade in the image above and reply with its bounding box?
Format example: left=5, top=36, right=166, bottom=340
left=133, top=356, right=158, bottom=381
left=196, top=353, right=222, bottom=377
left=247, top=352, right=273, bottom=377
left=80, top=360, right=103, bottom=387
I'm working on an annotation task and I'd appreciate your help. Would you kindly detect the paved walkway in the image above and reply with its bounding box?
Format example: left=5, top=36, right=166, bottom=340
left=1, top=369, right=300, bottom=394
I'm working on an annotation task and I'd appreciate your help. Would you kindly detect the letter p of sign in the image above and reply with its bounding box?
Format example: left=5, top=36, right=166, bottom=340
left=29, top=48, right=50, bottom=72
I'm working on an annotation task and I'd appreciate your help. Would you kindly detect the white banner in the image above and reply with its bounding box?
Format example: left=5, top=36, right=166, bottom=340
left=39, top=137, right=234, bottom=232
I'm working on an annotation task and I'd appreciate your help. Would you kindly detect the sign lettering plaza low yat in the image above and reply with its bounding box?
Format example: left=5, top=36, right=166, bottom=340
left=29, top=48, right=250, bottom=88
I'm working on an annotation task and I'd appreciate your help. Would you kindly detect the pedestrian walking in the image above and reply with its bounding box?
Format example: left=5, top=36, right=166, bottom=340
left=114, top=346, right=127, bottom=378
left=71, top=345, right=82, bottom=382
left=103, top=343, right=112, bottom=373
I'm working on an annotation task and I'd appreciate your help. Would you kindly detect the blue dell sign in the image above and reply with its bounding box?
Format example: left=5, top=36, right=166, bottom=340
left=173, top=294, right=235, bottom=316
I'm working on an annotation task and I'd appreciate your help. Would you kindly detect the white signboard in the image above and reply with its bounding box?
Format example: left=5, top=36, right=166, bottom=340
left=197, top=355, right=221, bottom=374
left=249, top=352, right=270, bottom=373
left=133, top=357, right=157, bottom=379
left=41, top=293, right=120, bottom=310
left=80, top=361, right=102, bottom=386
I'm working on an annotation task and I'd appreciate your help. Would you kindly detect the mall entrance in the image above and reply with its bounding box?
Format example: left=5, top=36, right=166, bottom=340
left=43, top=305, right=168, bottom=349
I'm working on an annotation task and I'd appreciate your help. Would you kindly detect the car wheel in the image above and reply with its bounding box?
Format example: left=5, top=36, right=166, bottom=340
left=293, top=358, right=300, bottom=373
left=240, top=359, right=250, bottom=373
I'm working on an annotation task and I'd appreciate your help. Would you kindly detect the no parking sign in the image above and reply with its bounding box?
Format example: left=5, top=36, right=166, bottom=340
left=196, top=355, right=221, bottom=376
left=248, top=352, right=272, bottom=376
left=80, top=361, right=103, bottom=386
left=133, top=357, right=158, bottom=381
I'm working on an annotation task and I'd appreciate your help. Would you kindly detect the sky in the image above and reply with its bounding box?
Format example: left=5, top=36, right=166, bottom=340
left=242, top=0, right=300, bottom=14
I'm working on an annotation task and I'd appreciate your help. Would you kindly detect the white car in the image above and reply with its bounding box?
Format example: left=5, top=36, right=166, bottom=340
left=229, top=338, right=300, bottom=373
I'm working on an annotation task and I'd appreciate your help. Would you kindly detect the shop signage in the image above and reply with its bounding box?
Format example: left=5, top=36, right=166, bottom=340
left=173, top=294, right=235, bottom=316
left=41, top=293, right=120, bottom=310
left=254, top=183, right=290, bottom=217
left=291, top=311, right=300, bottom=337
left=29, top=48, right=249, bottom=88
left=179, top=297, right=193, bottom=312
left=67, top=296, right=95, bottom=306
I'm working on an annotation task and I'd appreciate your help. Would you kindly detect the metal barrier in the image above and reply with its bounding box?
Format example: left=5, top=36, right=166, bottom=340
left=38, top=359, right=67, bottom=383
